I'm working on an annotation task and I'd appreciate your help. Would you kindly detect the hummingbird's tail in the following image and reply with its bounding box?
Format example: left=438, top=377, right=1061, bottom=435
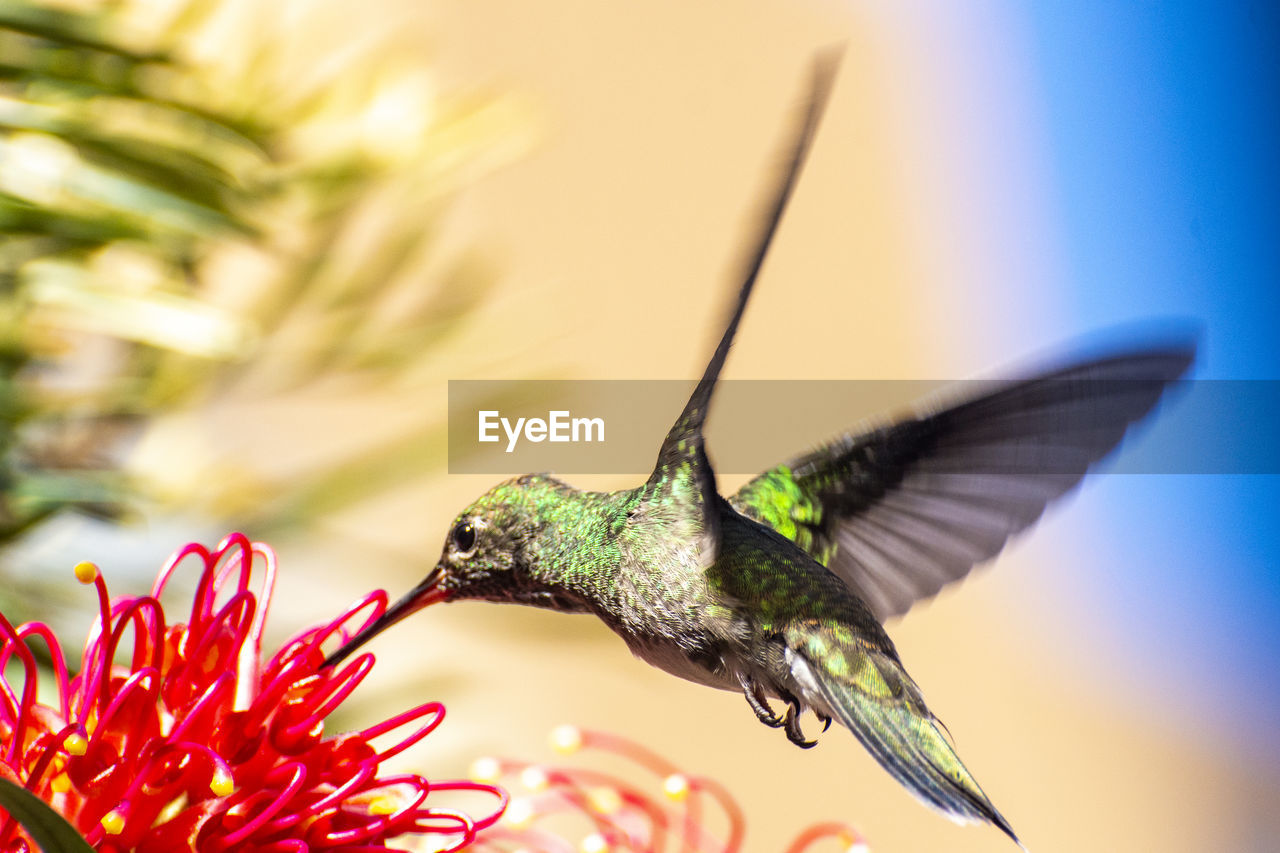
left=792, top=649, right=1024, bottom=848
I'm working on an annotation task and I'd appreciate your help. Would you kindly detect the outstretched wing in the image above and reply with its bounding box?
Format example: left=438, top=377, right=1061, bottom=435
left=731, top=342, right=1194, bottom=620
left=645, top=53, right=839, bottom=556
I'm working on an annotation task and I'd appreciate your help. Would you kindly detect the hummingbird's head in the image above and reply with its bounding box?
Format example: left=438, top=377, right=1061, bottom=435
left=321, top=474, right=584, bottom=668
left=433, top=473, right=582, bottom=607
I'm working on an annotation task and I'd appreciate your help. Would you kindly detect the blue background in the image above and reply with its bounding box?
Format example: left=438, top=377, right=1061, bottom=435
left=1029, top=2, right=1279, bottom=743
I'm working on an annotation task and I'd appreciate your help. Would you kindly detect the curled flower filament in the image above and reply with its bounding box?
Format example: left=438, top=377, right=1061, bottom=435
left=0, top=533, right=504, bottom=852
left=468, top=726, right=868, bottom=853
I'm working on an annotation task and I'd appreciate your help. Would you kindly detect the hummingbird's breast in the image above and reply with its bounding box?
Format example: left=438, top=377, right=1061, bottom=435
left=587, top=517, right=749, bottom=692
left=604, top=573, right=743, bottom=691
left=577, top=491, right=891, bottom=699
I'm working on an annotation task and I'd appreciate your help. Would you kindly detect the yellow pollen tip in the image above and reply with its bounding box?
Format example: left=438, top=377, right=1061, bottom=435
left=73, top=561, right=99, bottom=584
left=210, top=769, right=234, bottom=797
left=662, top=773, right=689, bottom=801
left=580, top=832, right=609, bottom=853
left=519, top=766, right=549, bottom=791
left=469, top=757, right=501, bottom=783
left=62, top=733, right=87, bottom=756
left=368, top=795, right=398, bottom=815
left=156, top=794, right=189, bottom=826
left=100, top=810, right=125, bottom=835
left=586, top=786, right=622, bottom=815
left=50, top=774, right=71, bottom=794
left=549, top=724, right=583, bottom=754
left=503, top=798, right=535, bottom=830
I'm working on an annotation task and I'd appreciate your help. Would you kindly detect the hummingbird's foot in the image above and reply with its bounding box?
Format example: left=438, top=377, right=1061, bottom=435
left=784, top=698, right=818, bottom=749
left=738, top=673, right=785, bottom=728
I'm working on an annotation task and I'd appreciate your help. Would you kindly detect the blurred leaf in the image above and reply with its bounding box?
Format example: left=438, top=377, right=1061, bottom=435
left=0, top=191, right=150, bottom=243
left=1, top=0, right=531, bottom=558
left=0, top=3, right=167, bottom=63
left=0, top=777, right=95, bottom=853
left=26, top=265, right=250, bottom=357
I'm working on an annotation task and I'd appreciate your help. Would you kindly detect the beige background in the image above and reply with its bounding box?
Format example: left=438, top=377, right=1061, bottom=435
left=235, top=2, right=1278, bottom=851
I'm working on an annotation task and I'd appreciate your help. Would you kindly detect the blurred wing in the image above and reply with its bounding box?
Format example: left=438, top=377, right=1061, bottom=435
left=731, top=343, right=1194, bottom=621
left=648, top=54, right=838, bottom=555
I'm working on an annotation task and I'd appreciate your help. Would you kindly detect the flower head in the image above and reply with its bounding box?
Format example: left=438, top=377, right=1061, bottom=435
left=0, top=533, right=504, bottom=852
left=467, top=726, right=867, bottom=853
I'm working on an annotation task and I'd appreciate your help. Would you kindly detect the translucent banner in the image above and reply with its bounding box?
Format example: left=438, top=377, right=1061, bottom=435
left=447, top=379, right=1278, bottom=476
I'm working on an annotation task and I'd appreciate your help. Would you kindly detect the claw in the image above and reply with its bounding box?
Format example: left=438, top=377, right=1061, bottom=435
left=817, top=712, right=832, bottom=733
left=738, top=673, right=784, bottom=728
left=784, top=699, right=817, bottom=749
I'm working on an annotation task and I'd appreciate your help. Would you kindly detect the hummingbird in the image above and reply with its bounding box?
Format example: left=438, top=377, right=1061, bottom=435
left=324, top=55, right=1193, bottom=846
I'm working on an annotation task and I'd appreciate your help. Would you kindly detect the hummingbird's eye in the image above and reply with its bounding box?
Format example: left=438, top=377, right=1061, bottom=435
left=451, top=521, right=477, bottom=555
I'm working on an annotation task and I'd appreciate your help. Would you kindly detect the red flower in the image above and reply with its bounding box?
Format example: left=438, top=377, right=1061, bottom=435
left=467, top=726, right=867, bottom=853
left=0, top=533, right=504, bottom=852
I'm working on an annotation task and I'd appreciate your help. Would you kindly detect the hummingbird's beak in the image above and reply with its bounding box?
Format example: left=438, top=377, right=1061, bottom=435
left=321, top=564, right=448, bottom=669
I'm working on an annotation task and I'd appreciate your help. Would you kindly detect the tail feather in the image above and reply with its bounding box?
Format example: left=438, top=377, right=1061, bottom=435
left=791, top=650, right=1023, bottom=847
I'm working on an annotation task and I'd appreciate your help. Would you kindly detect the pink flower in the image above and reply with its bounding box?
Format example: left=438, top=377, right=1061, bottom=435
left=467, top=726, right=867, bottom=853
left=0, top=533, right=504, bottom=852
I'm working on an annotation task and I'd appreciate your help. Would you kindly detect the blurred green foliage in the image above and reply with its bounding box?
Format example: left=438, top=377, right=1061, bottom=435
left=0, top=0, right=529, bottom=555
